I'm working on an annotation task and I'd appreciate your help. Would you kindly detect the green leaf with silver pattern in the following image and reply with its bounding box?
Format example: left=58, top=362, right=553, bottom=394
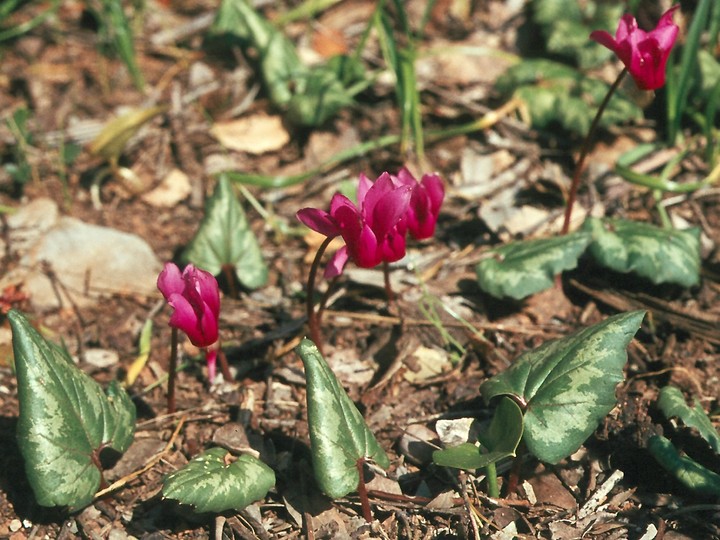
left=162, top=447, right=275, bottom=513
left=481, top=311, right=644, bottom=464
left=582, top=217, right=700, bottom=287
left=295, top=339, right=389, bottom=499
left=476, top=232, right=591, bottom=300
left=182, top=174, right=268, bottom=289
left=658, top=386, right=720, bottom=453
left=10, top=310, right=136, bottom=509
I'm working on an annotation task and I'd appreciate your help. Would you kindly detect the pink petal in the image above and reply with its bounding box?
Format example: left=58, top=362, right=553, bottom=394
left=421, top=174, right=445, bottom=213
left=615, top=13, right=637, bottom=44
left=187, top=265, right=220, bottom=318
left=371, top=185, right=412, bottom=238
left=354, top=224, right=380, bottom=268
left=395, top=167, right=418, bottom=187
left=297, top=208, right=341, bottom=237
left=197, top=302, right=219, bottom=346
left=653, top=25, right=679, bottom=52
left=381, top=230, right=407, bottom=263
left=361, top=172, right=394, bottom=220
left=167, top=293, right=199, bottom=337
left=329, top=193, right=359, bottom=216
left=357, top=173, right=373, bottom=205
left=157, top=262, right=184, bottom=299
left=657, top=5, right=680, bottom=31
left=324, top=246, right=349, bottom=278
left=589, top=30, right=619, bottom=52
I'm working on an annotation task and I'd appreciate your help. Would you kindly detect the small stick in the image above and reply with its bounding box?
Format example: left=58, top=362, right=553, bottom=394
left=94, top=416, right=186, bottom=499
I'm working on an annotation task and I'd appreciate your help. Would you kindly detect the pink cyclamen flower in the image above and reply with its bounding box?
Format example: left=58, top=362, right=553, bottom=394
left=590, top=5, right=679, bottom=91
left=157, top=262, right=220, bottom=379
left=297, top=172, right=413, bottom=278
left=394, top=168, right=444, bottom=240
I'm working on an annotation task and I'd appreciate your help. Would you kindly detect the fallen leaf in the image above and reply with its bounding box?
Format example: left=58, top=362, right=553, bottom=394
left=211, top=114, right=290, bottom=154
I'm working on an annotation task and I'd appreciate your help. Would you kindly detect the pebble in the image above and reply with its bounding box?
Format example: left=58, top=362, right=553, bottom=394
left=82, top=348, right=120, bottom=369
left=8, top=519, right=21, bottom=532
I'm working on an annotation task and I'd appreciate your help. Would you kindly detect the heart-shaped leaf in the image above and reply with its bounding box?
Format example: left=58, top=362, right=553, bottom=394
left=295, top=339, right=389, bottom=499
left=433, top=396, right=523, bottom=469
left=10, top=310, right=136, bottom=508
left=476, top=232, right=591, bottom=300
left=182, top=174, right=267, bottom=289
left=658, top=386, right=720, bottom=454
left=481, top=311, right=644, bottom=464
left=582, top=217, right=700, bottom=287
left=162, top=447, right=275, bottom=513
left=648, top=435, right=720, bottom=497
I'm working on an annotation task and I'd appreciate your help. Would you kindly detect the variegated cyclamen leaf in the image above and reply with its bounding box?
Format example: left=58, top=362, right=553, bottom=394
left=295, top=339, right=389, bottom=499
left=582, top=217, right=700, bottom=287
left=182, top=174, right=268, bottom=290
left=481, top=311, right=644, bottom=464
left=162, top=448, right=275, bottom=513
left=476, top=232, right=591, bottom=300
left=658, top=386, right=720, bottom=454
left=648, top=435, right=720, bottom=497
left=9, top=310, right=136, bottom=509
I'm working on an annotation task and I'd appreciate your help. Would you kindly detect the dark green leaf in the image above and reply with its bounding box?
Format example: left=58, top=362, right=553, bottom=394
left=658, top=386, right=720, bottom=454
left=476, top=232, right=591, bottom=300
left=10, top=310, right=136, bottom=508
left=481, top=311, right=645, bottom=464
left=163, top=448, right=275, bottom=513
left=648, top=435, right=720, bottom=497
left=496, top=59, right=642, bottom=135
left=182, top=174, right=267, bottom=290
left=295, top=339, right=389, bottom=499
left=212, top=0, right=362, bottom=126
left=212, top=0, right=301, bottom=106
left=533, top=0, right=622, bottom=68
left=582, top=217, right=700, bottom=287
left=286, top=56, right=367, bottom=127
left=433, top=397, right=523, bottom=469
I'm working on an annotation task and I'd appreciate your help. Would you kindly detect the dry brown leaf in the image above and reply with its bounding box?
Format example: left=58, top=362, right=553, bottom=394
left=211, top=113, right=290, bottom=154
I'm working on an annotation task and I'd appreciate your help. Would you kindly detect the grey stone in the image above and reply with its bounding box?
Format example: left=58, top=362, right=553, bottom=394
left=1, top=198, right=162, bottom=310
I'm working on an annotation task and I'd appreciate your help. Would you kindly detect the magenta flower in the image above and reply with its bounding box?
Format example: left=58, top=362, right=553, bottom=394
left=394, top=168, right=444, bottom=240
left=590, top=5, right=679, bottom=91
left=297, top=172, right=413, bottom=278
left=157, top=262, right=220, bottom=380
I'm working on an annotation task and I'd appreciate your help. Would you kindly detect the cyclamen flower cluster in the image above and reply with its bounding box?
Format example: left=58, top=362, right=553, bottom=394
left=157, top=262, right=221, bottom=380
left=590, top=5, right=679, bottom=91
left=297, top=168, right=444, bottom=277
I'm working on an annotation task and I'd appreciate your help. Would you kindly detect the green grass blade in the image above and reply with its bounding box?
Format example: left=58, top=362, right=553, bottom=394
left=668, top=0, right=711, bottom=144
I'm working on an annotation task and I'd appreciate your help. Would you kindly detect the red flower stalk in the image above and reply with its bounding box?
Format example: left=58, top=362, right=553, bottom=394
left=157, top=262, right=221, bottom=381
left=591, top=5, right=679, bottom=91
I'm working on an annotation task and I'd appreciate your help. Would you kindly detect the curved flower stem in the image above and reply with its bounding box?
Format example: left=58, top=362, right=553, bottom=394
left=562, top=68, right=627, bottom=235
left=217, top=345, right=233, bottom=382
left=167, top=327, right=178, bottom=414
left=307, top=236, right=335, bottom=353
left=316, top=275, right=339, bottom=323
left=383, top=261, right=394, bottom=305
